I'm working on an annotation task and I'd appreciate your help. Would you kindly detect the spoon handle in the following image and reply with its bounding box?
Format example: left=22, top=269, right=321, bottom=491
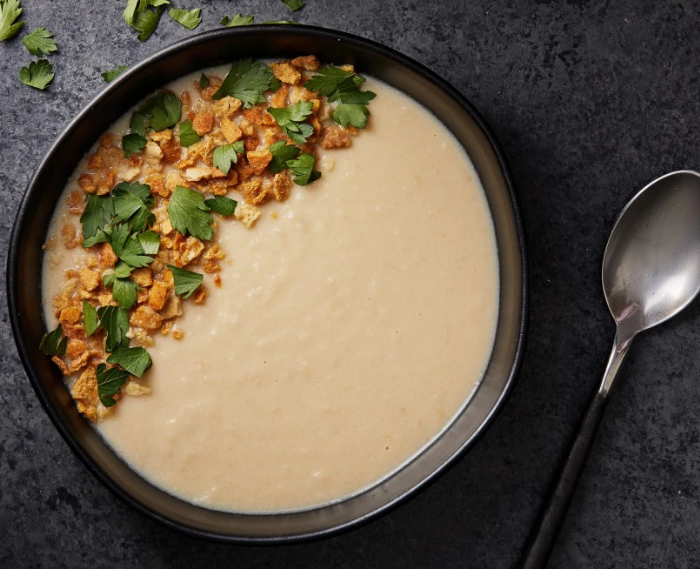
left=520, top=333, right=632, bottom=569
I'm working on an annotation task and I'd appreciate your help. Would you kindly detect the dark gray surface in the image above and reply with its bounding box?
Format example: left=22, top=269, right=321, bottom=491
left=1, top=1, right=699, bottom=567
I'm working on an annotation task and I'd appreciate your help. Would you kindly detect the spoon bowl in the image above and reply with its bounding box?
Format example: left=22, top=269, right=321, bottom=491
left=603, top=170, right=700, bottom=340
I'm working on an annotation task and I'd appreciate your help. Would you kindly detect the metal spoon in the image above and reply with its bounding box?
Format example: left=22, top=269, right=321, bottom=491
left=522, top=170, right=700, bottom=568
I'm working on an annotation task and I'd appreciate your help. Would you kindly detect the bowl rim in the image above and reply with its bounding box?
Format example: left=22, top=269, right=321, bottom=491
left=7, top=23, right=529, bottom=543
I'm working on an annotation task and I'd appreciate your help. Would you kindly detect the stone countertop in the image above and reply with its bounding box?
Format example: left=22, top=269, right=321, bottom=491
left=2, top=1, right=700, bottom=567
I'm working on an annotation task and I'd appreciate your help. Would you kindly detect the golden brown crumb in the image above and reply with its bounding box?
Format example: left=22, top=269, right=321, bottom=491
left=213, top=274, right=222, bottom=287
left=98, top=243, right=118, bottom=268
left=79, top=267, right=100, bottom=292
left=159, top=294, right=182, bottom=320
left=193, top=112, right=215, bottom=136
left=272, top=173, right=292, bottom=201
left=126, top=381, right=152, bottom=396
left=247, top=149, right=273, bottom=175
left=291, top=55, right=321, bottom=71
left=52, top=356, right=70, bottom=375
left=239, top=179, right=269, bottom=205
left=234, top=202, right=262, bottom=228
left=270, top=61, right=303, bottom=85
left=193, top=287, right=207, bottom=305
left=161, top=321, right=173, bottom=336
left=66, top=339, right=87, bottom=359
left=320, top=125, right=352, bottom=149
left=59, top=306, right=81, bottom=324
left=131, top=268, right=153, bottom=287
left=148, top=281, right=170, bottom=311
left=130, top=305, right=163, bottom=330
left=172, top=329, right=184, bottom=340
left=60, top=224, right=80, bottom=249
left=212, top=96, right=242, bottom=119
left=270, top=83, right=291, bottom=108
left=221, top=117, right=243, bottom=143
left=72, top=366, right=99, bottom=423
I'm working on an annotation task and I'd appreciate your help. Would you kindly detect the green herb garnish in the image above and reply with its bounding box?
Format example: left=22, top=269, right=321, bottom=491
left=287, top=152, right=321, bottom=186
left=83, top=301, right=100, bottom=336
left=122, top=132, right=147, bottom=158
left=102, top=65, right=128, bottom=83
left=221, top=14, right=253, bottom=27
left=109, top=223, right=153, bottom=268
left=22, top=27, right=57, bottom=56
left=179, top=119, right=201, bottom=147
left=138, top=230, right=161, bottom=254
left=124, top=0, right=169, bottom=42
left=212, top=58, right=278, bottom=108
left=281, top=0, right=305, bottom=11
left=107, top=347, right=152, bottom=378
left=332, top=104, right=370, bottom=129
left=168, top=265, right=203, bottom=299
left=268, top=101, right=315, bottom=145
left=103, top=272, right=140, bottom=310
left=204, top=196, right=237, bottom=216
left=137, top=90, right=182, bottom=133
left=97, top=306, right=130, bottom=352
left=167, top=186, right=213, bottom=241
left=198, top=73, right=209, bottom=89
left=268, top=141, right=300, bottom=173
left=96, top=363, right=130, bottom=407
left=39, top=323, right=67, bottom=356
left=168, top=7, right=201, bottom=29
left=0, top=0, right=24, bottom=41
left=19, top=58, right=54, bottom=90
left=212, top=141, right=244, bottom=174
left=80, top=194, right=115, bottom=246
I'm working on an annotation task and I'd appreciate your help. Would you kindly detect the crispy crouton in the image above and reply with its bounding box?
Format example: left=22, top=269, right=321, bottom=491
left=79, top=267, right=100, bottom=291
left=213, top=274, right=222, bottom=287
left=52, top=356, right=70, bottom=375
left=98, top=243, right=118, bottom=268
left=273, top=173, right=293, bottom=201
left=239, top=179, right=269, bottom=205
left=66, top=190, right=85, bottom=215
left=238, top=117, right=255, bottom=137
left=176, top=236, right=205, bottom=267
left=59, top=306, right=81, bottom=324
left=200, top=76, right=223, bottom=101
left=148, top=281, right=170, bottom=311
left=145, top=141, right=164, bottom=160
left=173, top=329, right=184, bottom=340
left=270, top=83, right=291, bottom=108
left=289, top=86, right=316, bottom=104
left=184, top=166, right=212, bottom=182
left=72, top=366, right=99, bottom=422
left=129, top=327, right=155, bottom=348
left=235, top=202, right=262, bottom=228
left=60, top=224, right=81, bottom=249
left=291, top=55, right=321, bottom=71
left=78, top=173, right=97, bottom=194
left=212, top=96, right=242, bottom=119
left=131, top=267, right=153, bottom=287
left=204, top=244, right=225, bottom=261
left=320, top=125, right=352, bottom=149
left=159, top=294, right=182, bottom=320
left=246, top=149, right=273, bottom=174
left=221, top=117, right=243, bottom=143
left=193, top=112, right=215, bottom=136
left=193, top=287, right=207, bottom=305
left=187, top=137, right=216, bottom=166
left=130, top=305, right=163, bottom=330
left=66, top=339, right=88, bottom=359
left=69, top=350, right=92, bottom=373
left=270, top=61, right=302, bottom=85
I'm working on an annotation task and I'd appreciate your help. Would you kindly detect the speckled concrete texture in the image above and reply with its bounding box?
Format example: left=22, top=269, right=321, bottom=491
left=2, top=0, right=700, bottom=567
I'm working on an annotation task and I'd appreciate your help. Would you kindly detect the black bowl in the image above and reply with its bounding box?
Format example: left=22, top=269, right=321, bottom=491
left=7, top=25, right=527, bottom=542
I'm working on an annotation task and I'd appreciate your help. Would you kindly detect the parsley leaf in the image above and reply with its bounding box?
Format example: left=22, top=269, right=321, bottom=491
left=138, top=230, right=160, bottom=254
left=333, top=103, right=370, bottom=129
left=107, top=347, right=152, bottom=378
left=0, top=0, right=23, bottom=41
left=114, top=181, right=154, bottom=206
left=22, top=27, right=57, bottom=56
left=199, top=73, right=209, bottom=89
left=168, top=265, right=203, bottom=299
left=268, top=101, right=315, bottom=145
left=96, top=363, right=130, bottom=407
left=97, top=306, right=130, bottom=352
left=124, top=0, right=168, bottom=42
left=212, top=141, right=244, bottom=174
left=212, top=58, right=278, bottom=108
left=140, top=91, right=181, bottom=132
left=102, top=64, right=128, bottom=83
left=281, top=0, right=305, bottom=11
left=328, top=77, right=376, bottom=105
left=113, top=261, right=134, bottom=279
left=303, top=66, right=355, bottom=97
left=167, top=186, right=213, bottom=240
left=221, top=14, right=254, bottom=27
left=39, top=323, right=67, bottom=356
left=287, top=152, right=321, bottom=186
left=113, top=181, right=154, bottom=223
left=179, top=120, right=201, bottom=147
left=204, top=196, right=237, bottom=216
left=105, top=275, right=139, bottom=310
left=19, top=58, right=54, bottom=90
left=268, top=141, right=300, bottom=173
left=169, top=7, right=201, bottom=29
left=80, top=194, right=115, bottom=245
left=109, top=224, right=153, bottom=267
left=129, top=111, right=148, bottom=136
left=122, top=132, right=147, bottom=158
left=83, top=301, right=100, bottom=336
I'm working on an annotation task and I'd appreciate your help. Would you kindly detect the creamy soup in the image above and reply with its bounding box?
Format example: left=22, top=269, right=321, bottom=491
left=42, top=64, right=498, bottom=512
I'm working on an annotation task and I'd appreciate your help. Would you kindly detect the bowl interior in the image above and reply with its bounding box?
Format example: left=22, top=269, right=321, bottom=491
left=8, top=26, right=526, bottom=541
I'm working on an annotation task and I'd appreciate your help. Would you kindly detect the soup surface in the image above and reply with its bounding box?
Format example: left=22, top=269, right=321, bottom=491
left=43, top=67, right=499, bottom=512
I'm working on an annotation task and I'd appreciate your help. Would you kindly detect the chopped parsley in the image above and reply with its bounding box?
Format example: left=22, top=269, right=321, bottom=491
left=19, top=58, right=54, bottom=90
left=268, top=141, right=300, bottom=173
left=22, top=27, right=57, bottom=56
left=39, top=323, right=67, bottom=356
left=102, top=65, right=128, bottom=83
left=167, top=186, right=213, bottom=241
left=82, top=301, right=100, bottom=336
left=221, top=14, right=253, bottom=27
left=178, top=119, right=201, bottom=147
left=96, top=363, right=130, bottom=407
left=138, top=230, right=160, bottom=254
left=168, top=265, right=203, bottom=299
left=304, top=66, right=376, bottom=129
left=138, top=90, right=182, bottom=133
left=168, top=7, right=201, bottom=29
left=110, top=224, right=153, bottom=268
left=122, top=132, right=147, bottom=158
left=124, top=0, right=168, bottom=42
left=212, top=141, right=244, bottom=174
left=0, top=0, right=24, bottom=41
left=107, top=347, right=152, bottom=378
left=198, top=73, right=209, bottom=89
left=212, top=58, right=279, bottom=108
left=287, top=152, right=321, bottom=185
left=103, top=272, right=139, bottom=310
left=97, top=306, right=130, bottom=352
left=281, top=0, right=305, bottom=11
left=113, top=261, right=134, bottom=279
left=204, top=196, right=237, bottom=216
left=80, top=194, right=115, bottom=246
left=268, top=101, right=314, bottom=145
